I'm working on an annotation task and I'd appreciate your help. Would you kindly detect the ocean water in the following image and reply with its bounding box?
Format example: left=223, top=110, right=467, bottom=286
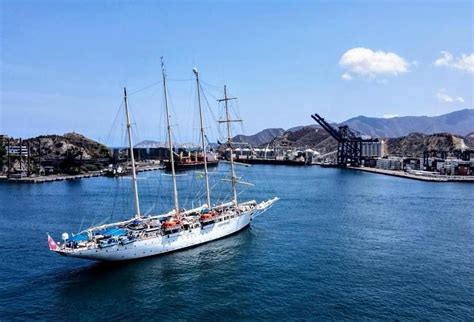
left=0, top=165, right=473, bottom=320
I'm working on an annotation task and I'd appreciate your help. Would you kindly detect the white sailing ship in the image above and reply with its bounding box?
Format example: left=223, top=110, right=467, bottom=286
left=47, top=60, right=279, bottom=261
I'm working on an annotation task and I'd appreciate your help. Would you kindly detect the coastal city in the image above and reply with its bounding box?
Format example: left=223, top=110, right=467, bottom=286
left=1, top=1, right=472, bottom=320
left=1, top=109, right=473, bottom=183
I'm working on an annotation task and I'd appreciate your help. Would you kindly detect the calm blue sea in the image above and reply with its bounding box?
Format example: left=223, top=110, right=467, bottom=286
left=0, top=165, right=473, bottom=320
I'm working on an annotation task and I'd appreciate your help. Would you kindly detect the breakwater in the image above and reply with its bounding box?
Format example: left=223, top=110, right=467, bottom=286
left=5, top=165, right=163, bottom=183
left=348, top=166, right=474, bottom=182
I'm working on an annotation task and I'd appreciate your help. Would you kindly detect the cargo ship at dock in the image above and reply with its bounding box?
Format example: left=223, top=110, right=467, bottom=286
left=232, top=157, right=306, bottom=166
left=163, top=151, right=219, bottom=171
left=224, top=147, right=319, bottom=166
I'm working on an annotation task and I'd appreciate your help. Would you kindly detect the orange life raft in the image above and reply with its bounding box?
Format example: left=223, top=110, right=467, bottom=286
left=162, top=220, right=180, bottom=229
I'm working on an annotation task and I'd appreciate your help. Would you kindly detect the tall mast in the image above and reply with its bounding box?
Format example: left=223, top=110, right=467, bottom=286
left=219, top=85, right=238, bottom=205
left=161, top=57, right=180, bottom=214
left=123, top=87, right=141, bottom=219
left=193, top=68, right=211, bottom=207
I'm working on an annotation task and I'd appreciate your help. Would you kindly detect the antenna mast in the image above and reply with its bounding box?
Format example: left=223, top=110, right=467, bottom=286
left=161, top=57, right=180, bottom=214
left=193, top=68, right=211, bottom=207
left=218, top=85, right=238, bottom=205
left=123, top=87, right=141, bottom=218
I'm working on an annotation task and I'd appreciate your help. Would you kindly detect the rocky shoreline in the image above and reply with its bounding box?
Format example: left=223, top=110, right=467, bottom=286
left=0, top=132, right=111, bottom=177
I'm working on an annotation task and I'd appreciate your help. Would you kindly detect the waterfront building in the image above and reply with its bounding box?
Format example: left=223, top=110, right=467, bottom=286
left=361, top=141, right=384, bottom=158
left=376, top=157, right=403, bottom=170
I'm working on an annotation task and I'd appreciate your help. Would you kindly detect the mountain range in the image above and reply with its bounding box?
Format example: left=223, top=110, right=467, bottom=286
left=385, top=133, right=469, bottom=157
left=341, top=109, right=474, bottom=138
left=233, top=109, right=473, bottom=146
left=232, top=128, right=285, bottom=146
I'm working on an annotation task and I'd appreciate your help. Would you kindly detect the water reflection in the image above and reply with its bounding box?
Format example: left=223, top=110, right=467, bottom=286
left=53, top=227, right=255, bottom=307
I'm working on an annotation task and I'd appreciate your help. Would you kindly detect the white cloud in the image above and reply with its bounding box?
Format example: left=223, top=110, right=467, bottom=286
left=339, top=47, right=409, bottom=80
left=383, top=114, right=399, bottom=119
left=435, top=89, right=464, bottom=104
left=436, top=92, right=453, bottom=103
left=341, top=73, right=353, bottom=80
left=434, top=51, right=474, bottom=73
left=434, top=51, right=453, bottom=67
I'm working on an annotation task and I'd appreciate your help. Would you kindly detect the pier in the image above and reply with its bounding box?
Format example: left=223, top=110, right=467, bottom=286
left=234, top=158, right=307, bottom=166
left=6, top=164, right=164, bottom=184
left=7, top=172, right=103, bottom=183
left=347, top=166, right=474, bottom=182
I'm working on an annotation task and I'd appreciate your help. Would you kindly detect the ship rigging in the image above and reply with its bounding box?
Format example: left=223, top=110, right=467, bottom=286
left=47, top=60, right=279, bottom=261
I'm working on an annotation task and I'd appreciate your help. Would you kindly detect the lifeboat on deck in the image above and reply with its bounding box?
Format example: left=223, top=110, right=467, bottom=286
left=162, top=219, right=181, bottom=231
left=200, top=213, right=213, bottom=220
left=200, top=211, right=217, bottom=223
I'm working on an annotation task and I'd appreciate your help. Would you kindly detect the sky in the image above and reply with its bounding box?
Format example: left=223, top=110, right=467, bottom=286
left=1, top=0, right=473, bottom=145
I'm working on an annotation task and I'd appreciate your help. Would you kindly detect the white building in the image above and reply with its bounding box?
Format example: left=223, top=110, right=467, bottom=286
left=361, top=141, right=384, bottom=158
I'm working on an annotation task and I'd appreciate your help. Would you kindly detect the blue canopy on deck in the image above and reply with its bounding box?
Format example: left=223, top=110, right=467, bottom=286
left=69, top=233, right=89, bottom=242
left=100, top=227, right=128, bottom=237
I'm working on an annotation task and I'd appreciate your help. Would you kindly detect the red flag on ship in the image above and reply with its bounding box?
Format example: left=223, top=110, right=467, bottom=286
left=47, top=234, right=57, bottom=251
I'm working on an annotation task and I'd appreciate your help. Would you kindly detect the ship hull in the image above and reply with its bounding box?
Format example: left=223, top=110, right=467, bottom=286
left=235, top=158, right=306, bottom=166
left=57, top=211, right=253, bottom=261
left=164, top=160, right=219, bottom=171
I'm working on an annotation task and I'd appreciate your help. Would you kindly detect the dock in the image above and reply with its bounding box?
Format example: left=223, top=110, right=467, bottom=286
left=136, top=165, right=165, bottom=172
left=235, top=158, right=306, bottom=166
left=347, top=166, right=474, bottom=182
left=7, top=172, right=104, bottom=183
left=6, top=164, right=164, bottom=184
